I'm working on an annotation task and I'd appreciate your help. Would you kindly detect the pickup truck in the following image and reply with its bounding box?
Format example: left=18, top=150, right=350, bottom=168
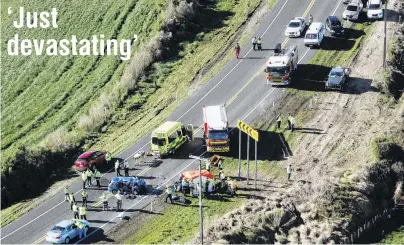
left=325, top=67, right=351, bottom=91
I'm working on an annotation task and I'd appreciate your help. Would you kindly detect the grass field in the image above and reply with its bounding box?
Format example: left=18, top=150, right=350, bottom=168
left=2, top=0, right=264, bottom=160
left=1, top=0, right=166, bottom=160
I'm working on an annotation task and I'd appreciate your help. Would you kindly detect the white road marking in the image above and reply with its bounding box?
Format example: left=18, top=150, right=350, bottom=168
left=332, top=0, right=343, bottom=16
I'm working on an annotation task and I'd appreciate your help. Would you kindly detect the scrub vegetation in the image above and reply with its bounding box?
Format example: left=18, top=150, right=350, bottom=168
left=1, top=0, right=265, bottom=224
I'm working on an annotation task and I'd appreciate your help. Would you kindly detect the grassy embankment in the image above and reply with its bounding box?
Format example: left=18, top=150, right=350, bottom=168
left=0, top=0, right=266, bottom=226
left=1, top=0, right=167, bottom=225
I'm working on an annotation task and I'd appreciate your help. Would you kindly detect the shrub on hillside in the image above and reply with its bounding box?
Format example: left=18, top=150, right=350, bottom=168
left=1, top=146, right=79, bottom=208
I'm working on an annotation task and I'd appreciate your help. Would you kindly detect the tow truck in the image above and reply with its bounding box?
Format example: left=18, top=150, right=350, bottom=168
left=264, top=43, right=298, bottom=86
left=202, top=104, right=230, bottom=152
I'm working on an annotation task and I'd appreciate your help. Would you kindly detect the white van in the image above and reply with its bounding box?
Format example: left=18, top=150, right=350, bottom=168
left=367, top=0, right=383, bottom=19
left=304, top=22, right=325, bottom=48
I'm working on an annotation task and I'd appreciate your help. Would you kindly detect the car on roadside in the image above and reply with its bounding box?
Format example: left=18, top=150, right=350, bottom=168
left=343, top=0, right=352, bottom=4
left=325, top=16, right=345, bottom=36
left=367, top=0, right=384, bottom=20
left=45, top=219, right=90, bottom=244
left=284, top=17, right=307, bottom=37
left=74, top=150, right=108, bottom=171
left=325, top=67, right=351, bottom=91
left=343, top=0, right=363, bottom=21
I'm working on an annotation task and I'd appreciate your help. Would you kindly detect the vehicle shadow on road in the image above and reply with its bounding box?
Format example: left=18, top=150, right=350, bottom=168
left=79, top=228, right=115, bottom=244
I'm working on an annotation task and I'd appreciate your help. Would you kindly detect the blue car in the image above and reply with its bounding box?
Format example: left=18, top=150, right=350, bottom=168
left=45, top=219, right=90, bottom=244
left=108, top=176, right=147, bottom=195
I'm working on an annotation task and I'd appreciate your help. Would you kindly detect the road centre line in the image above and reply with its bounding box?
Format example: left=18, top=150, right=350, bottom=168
left=3, top=0, right=311, bottom=240
left=74, top=86, right=278, bottom=244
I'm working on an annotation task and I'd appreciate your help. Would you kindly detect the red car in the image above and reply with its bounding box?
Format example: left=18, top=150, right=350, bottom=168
left=75, top=151, right=108, bottom=171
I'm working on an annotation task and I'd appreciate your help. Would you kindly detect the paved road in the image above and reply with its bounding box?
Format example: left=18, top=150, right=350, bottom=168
left=1, top=0, right=347, bottom=243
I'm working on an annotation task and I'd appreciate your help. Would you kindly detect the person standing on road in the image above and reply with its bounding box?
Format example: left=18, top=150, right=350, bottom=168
left=105, top=152, right=112, bottom=164
left=86, top=168, right=93, bottom=186
left=115, top=191, right=123, bottom=211
left=257, top=37, right=262, bottom=51
left=81, top=190, right=88, bottom=207
left=79, top=206, right=87, bottom=220
left=76, top=221, right=84, bottom=239
left=165, top=185, right=174, bottom=203
left=252, top=36, right=257, bottom=50
left=81, top=171, right=87, bottom=189
left=287, top=164, right=293, bottom=181
left=115, top=160, right=122, bottom=176
left=69, top=192, right=76, bottom=210
left=64, top=186, right=69, bottom=202
left=72, top=202, right=79, bottom=219
left=94, top=168, right=101, bottom=188
left=124, top=160, right=130, bottom=177
left=234, top=43, right=241, bottom=59
left=100, top=193, right=109, bottom=211
left=276, top=114, right=282, bottom=130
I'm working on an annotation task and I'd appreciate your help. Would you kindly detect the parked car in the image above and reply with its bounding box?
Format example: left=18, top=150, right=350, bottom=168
left=343, top=0, right=363, bottom=20
left=74, top=150, right=108, bottom=171
left=304, top=22, right=325, bottom=48
left=108, top=176, right=147, bottom=195
left=325, top=16, right=344, bottom=36
left=367, top=0, right=383, bottom=20
left=284, top=17, right=306, bottom=37
left=45, top=219, right=90, bottom=244
left=343, top=0, right=352, bottom=4
left=325, top=67, right=351, bottom=91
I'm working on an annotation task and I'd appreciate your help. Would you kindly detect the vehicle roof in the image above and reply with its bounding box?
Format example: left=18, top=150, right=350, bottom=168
left=327, top=16, right=340, bottom=21
left=153, top=121, right=181, bottom=134
left=307, top=22, right=323, bottom=33
left=331, top=67, right=344, bottom=73
left=348, top=0, right=361, bottom=6
left=368, top=0, right=381, bottom=4
left=203, top=105, right=228, bottom=130
left=78, top=151, right=95, bottom=159
left=55, top=220, right=74, bottom=228
left=267, top=55, right=291, bottom=67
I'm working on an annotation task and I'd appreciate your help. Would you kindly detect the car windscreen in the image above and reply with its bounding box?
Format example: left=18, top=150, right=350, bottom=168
left=208, top=130, right=228, bottom=140
left=51, top=226, right=65, bottom=232
left=288, top=22, right=300, bottom=27
left=76, top=158, right=87, bottom=162
left=331, top=20, right=341, bottom=26
left=330, top=71, right=343, bottom=77
left=152, top=137, right=166, bottom=146
left=346, top=5, right=358, bottom=11
left=305, top=33, right=317, bottom=39
left=368, top=4, right=380, bottom=9
left=267, top=66, right=288, bottom=76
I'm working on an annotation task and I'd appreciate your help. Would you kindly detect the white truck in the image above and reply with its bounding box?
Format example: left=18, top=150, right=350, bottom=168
left=202, top=104, right=230, bottom=152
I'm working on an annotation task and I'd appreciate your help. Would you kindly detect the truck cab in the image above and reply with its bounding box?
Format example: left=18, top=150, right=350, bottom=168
left=265, top=44, right=298, bottom=86
left=151, top=121, right=193, bottom=158
left=203, top=105, right=230, bottom=152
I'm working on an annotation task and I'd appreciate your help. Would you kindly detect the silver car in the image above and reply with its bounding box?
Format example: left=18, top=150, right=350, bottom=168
left=45, top=219, right=90, bottom=244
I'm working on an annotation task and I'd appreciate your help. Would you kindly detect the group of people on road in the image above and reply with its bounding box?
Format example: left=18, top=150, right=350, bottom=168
left=276, top=113, right=296, bottom=131
left=81, top=168, right=101, bottom=189
left=64, top=186, right=88, bottom=220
